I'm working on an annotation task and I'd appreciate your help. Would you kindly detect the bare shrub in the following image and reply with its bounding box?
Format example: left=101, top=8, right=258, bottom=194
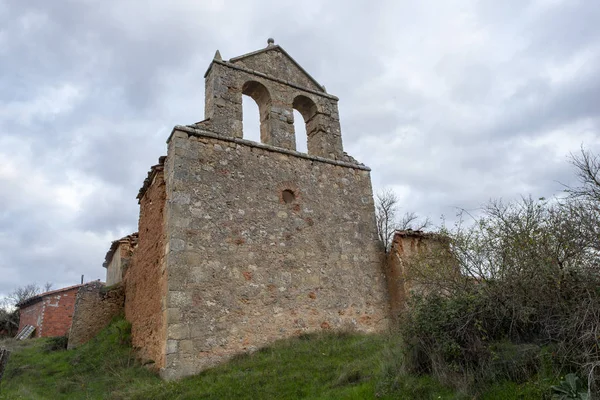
left=375, top=189, right=430, bottom=252
left=0, top=282, right=52, bottom=337
left=397, top=148, right=600, bottom=395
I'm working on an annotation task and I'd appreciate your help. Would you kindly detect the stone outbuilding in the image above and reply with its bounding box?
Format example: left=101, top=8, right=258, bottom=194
left=17, top=284, right=83, bottom=338
left=116, top=40, right=391, bottom=380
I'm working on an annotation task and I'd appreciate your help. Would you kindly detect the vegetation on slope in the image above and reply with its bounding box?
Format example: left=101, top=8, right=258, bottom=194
left=0, top=316, right=557, bottom=400
left=0, top=318, right=156, bottom=399
left=392, top=148, right=600, bottom=398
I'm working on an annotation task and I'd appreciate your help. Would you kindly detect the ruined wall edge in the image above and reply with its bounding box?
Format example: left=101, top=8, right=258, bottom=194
left=125, top=169, right=168, bottom=369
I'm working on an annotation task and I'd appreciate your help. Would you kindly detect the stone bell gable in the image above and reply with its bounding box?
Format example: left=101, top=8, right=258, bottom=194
left=196, top=39, right=343, bottom=158
left=124, top=40, right=390, bottom=380
left=228, top=39, right=326, bottom=92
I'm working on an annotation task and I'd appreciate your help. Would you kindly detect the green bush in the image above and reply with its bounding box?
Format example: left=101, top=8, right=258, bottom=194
left=43, top=336, right=68, bottom=352
left=393, top=187, right=600, bottom=396
left=551, top=374, right=589, bottom=400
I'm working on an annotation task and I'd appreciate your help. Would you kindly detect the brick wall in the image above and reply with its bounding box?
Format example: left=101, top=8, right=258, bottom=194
left=17, top=301, right=44, bottom=335
left=18, top=285, right=81, bottom=338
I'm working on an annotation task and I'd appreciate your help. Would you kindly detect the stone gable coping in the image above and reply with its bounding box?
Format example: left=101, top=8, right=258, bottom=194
left=204, top=59, right=339, bottom=101
left=228, top=43, right=326, bottom=93
left=392, top=230, right=450, bottom=244
left=167, top=125, right=371, bottom=172
left=394, top=229, right=436, bottom=238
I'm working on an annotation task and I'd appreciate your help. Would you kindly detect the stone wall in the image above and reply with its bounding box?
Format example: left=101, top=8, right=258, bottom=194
left=68, top=281, right=125, bottom=349
left=17, top=285, right=81, bottom=338
left=125, top=164, right=168, bottom=369
left=160, top=127, right=389, bottom=379
left=387, top=230, right=456, bottom=318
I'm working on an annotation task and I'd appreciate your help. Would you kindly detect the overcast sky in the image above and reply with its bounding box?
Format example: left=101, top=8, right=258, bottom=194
left=1, top=0, right=599, bottom=297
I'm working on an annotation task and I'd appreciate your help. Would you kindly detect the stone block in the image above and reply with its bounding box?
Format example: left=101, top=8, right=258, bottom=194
left=167, top=323, right=190, bottom=340
left=166, top=340, right=178, bottom=354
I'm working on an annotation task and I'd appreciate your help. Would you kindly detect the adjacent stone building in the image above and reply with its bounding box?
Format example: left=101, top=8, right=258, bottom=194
left=119, top=40, right=391, bottom=379
left=103, top=233, right=138, bottom=286
left=17, top=284, right=83, bottom=338
left=386, top=230, right=457, bottom=318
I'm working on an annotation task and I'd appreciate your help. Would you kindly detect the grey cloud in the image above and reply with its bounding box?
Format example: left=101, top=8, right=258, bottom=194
left=489, top=64, right=600, bottom=140
left=525, top=0, right=600, bottom=59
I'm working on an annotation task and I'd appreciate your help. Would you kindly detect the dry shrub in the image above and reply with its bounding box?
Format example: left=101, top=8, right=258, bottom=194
left=398, top=148, right=600, bottom=395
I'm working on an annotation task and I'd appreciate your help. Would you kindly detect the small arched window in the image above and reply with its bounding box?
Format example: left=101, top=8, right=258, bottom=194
left=292, top=95, right=318, bottom=154
left=293, top=110, right=307, bottom=153
left=242, top=95, right=260, bottom=143
left=242, top=81, right=271, bottom=144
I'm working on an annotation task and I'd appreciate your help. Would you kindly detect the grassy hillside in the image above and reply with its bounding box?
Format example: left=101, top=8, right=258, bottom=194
left=0, top=318, right=551, bottom=399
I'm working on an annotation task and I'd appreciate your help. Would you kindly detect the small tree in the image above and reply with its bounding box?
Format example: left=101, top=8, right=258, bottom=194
left=0, top=282, right=52, bottom=337
left=7, top=284, right=43, bottom=306
left=568, top=146, right=600, bottom=202
left=375, top=189, right=430, bottom=252
left=0, top=306, right=18, bottom=336
left=565, top=147, right=600, bottom=256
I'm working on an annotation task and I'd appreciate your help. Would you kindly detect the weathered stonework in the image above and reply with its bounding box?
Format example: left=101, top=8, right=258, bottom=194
left=386, top=230, right=456, bottom=318
left=68, top=281, right=125, bottom=349
left=198, top=42, right=344, bottom=159
left=124, top=40, right=390, bottom=380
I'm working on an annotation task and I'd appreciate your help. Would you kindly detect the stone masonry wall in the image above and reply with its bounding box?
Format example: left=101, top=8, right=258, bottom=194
left=125, top=168, right=168, bottom=369
left=387, top=231, right=457, bottom=319
left=68, top=282, right=125, bottom=349
left=161, top=128, right=389, bottom=379
left=231, top=48, right=323, bottom=92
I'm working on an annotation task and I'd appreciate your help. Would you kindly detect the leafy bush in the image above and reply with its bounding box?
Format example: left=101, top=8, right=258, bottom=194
left=552, top=374, right=589, bottom=400
left=43, top=336, right=68, bottom=352
left=393, top=148, right=600, bottom=397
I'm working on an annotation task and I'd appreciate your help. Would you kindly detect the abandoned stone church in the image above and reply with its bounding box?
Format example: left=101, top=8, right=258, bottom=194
left=105, top=40, right=393, bottom=380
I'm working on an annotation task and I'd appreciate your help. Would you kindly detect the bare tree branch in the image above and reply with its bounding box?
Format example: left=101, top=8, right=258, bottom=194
left=0, top=283, right=48, bottom=337
left=567, top=146, right=600, bottom=203
left=375, top=189, right=430, bottom=252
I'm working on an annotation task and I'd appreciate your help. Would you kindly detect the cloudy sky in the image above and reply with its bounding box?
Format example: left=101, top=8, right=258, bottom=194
left=1, top=0, right=599, bottom=297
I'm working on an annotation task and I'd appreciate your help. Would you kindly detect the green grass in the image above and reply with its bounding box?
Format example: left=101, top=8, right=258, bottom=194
left=0, top=318, right=553, bottom=399
left=0, top=318, right=157, bottom=399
